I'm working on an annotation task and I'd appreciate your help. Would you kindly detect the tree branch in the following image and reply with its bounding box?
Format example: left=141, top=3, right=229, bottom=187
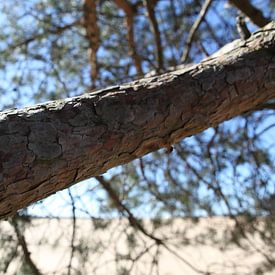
left=96, top=176, right=205, bottom=273
left=229, top=0, right=271, bottom=28
left=95, top=175, right=162, bottom=243
left=83, top=0, right=100, bottom=89
left=11, top=216, right=42, bottom=275
left=7, top=19, right=83, bottom=50
left=144, top=0, right=164, bottom=71
left=181, top=0, right=213, bottom=63
left=67, top=189, right=76, bottom=275
left=115, top=0, right=144, bottom=76
left=0, top=22, right=274, bottom=219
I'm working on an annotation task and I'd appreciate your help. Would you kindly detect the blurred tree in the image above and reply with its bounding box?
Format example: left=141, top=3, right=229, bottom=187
left=0, top=0, right=274, bottom=274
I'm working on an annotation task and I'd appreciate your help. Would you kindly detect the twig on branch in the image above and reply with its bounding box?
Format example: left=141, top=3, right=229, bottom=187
left=236, top=14, right=251, bottom=40
left=229, top=0, right=271, bottom=28
left=83, top=0, right=100, bottom=89
left=197, top=41, right=210, bottom=57
left=67, top=189, right=76, bottom=275
left=95, top=175, right=206, bottom=273
left=115, top=0, right=143, bottom=76
left=7, top=19, right=82, bottom=50
left=144, top=0, right=164, bottom=71
left=95, top=175, right=162, bottom=244
left=11, top=216, right=42, bottom=275
left=204, top=18, right=223, bottom=47
left=181, top=0, right=213, bottom=63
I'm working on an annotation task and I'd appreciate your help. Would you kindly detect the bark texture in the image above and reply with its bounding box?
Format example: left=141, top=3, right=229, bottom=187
left=0, top=22, right=275, bottom=219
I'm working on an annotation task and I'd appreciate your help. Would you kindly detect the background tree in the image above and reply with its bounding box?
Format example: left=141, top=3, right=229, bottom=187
left=0, top=0, right=274, bottom=274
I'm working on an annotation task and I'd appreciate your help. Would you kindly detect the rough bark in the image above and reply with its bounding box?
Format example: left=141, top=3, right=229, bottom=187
left=0, top=22, right=275, bottom=219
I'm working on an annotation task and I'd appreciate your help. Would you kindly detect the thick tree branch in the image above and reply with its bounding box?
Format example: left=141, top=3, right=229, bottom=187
left=229, top=0, right=271, bottom=28
left=0, top=22, right=274, bottom=219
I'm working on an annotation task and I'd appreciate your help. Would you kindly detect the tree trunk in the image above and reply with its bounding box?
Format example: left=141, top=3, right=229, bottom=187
left=0, top=22, right=275, bottom=219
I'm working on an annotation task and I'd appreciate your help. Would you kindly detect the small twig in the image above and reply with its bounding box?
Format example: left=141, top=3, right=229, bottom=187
left=95, top=175, right=162, bottom=244
left=115, top=0, right=143, bottom=76
left=96, top=175, right=206, bottom=274
left=185, top=157, right=275, bottom=266
left=67, top=189, right=76, bottom=275
left=83, top=0, right=100, bottom=89
left=229, top=0, right=271, bottom=28
left=162, top=244, right=208, bottom=274
left=181, top=0, right=213, bottom=63
left=144, top=0, right=164, bottom=71
left=197, top=41, right=210, bottom=57
left=11, top=216, right=42, bottom=275
left=203, top=18, right=223, bottom=47
left=128, top=243, right=156, bottom=273
left=7, top=19, right=82, bottom=50
left=236, top=14, right=251, bottom=40
left=2, top=243, right=19, bottom=273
